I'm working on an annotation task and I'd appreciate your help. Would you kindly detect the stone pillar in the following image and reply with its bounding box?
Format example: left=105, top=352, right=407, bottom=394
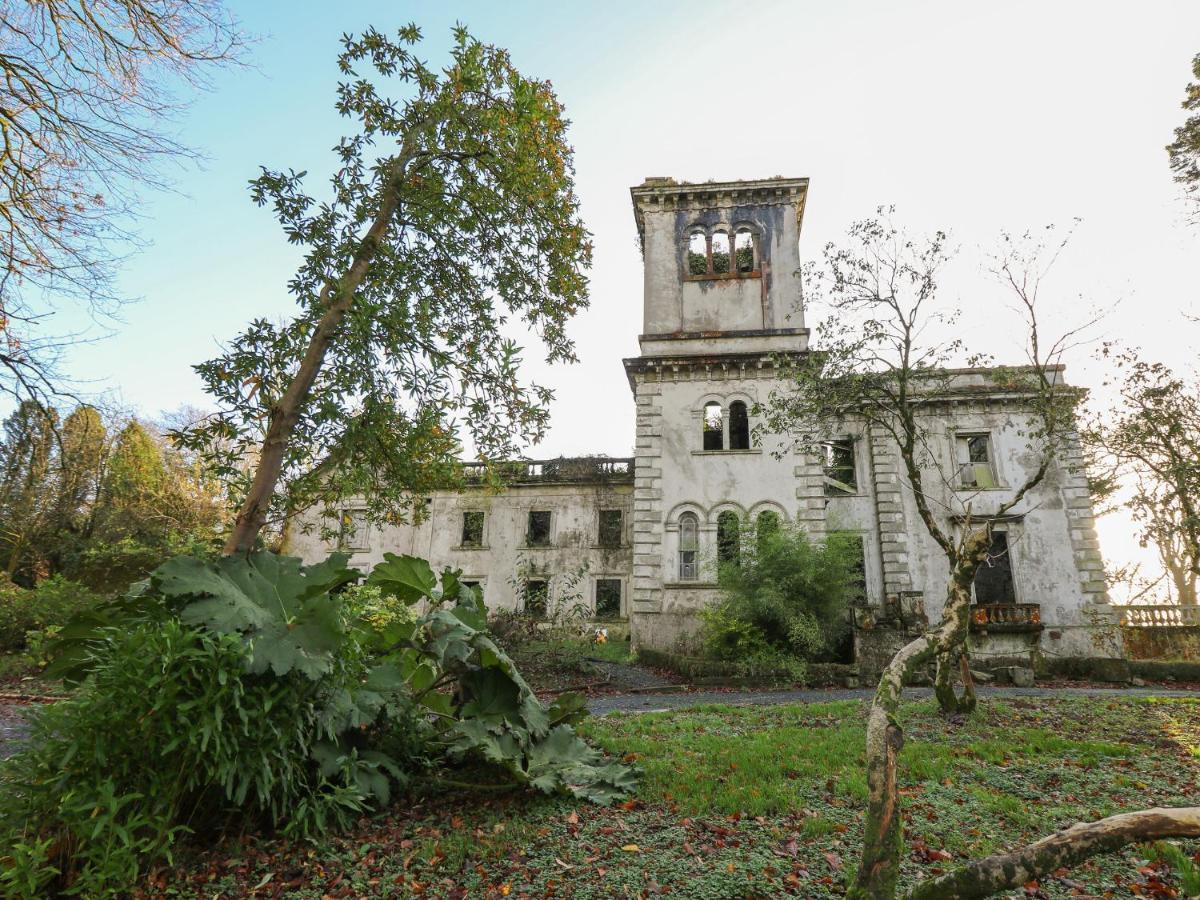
left=631, top=378, right=665, bottom=617
left=1060, top=432, right=1111, bottom=607
left=793, top=451, right=827, bottom=539
left=868, top=422, right=915, bottom=603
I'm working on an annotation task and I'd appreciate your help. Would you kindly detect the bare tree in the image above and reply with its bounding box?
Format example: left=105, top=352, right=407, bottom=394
left=763, top=212, right=1107, bottom=896
left=765, top=214, right=1088, bottom=716
left=1085, top=347, right=1200, bottom=602
left=0, top=0, right=244, bottom=408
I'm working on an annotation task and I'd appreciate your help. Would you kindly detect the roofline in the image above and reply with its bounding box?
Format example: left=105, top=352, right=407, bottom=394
left=630, top=176, right=810, bottom=237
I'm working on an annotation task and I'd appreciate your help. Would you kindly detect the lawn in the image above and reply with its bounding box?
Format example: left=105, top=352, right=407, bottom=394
left=156, top=695, right=1200, bottom=898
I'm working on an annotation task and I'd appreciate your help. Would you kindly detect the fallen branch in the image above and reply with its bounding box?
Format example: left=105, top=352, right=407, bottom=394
left=905, top=807, right=1200, bottom=899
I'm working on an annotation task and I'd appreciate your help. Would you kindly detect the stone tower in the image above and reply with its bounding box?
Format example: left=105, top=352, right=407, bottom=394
left=622, top=177, right=823, bottom=651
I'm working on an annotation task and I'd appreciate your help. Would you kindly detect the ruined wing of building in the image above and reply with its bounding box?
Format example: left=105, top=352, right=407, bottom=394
left=290, top=177, right=1119, bottom=669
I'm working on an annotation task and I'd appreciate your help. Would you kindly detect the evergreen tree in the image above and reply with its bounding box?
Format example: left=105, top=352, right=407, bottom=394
left=0, top=402, right=59, bottom=582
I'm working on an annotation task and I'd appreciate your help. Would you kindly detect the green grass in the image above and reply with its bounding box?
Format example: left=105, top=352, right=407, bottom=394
left=161, top=696, right=1200, bottom=898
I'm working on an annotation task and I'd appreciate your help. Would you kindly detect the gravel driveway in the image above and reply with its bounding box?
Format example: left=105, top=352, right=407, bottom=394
left=587, top=684, right=1199, bottom=715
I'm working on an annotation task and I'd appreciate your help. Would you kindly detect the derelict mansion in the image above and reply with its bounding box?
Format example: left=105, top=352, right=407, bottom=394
left=293, top=177, right=1116, bottom=659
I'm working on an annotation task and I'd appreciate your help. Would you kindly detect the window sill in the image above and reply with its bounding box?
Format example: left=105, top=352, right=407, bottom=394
left=691, top=449, right=762, bottom=456
left=664, top=580, right=719, bottom=589
left=683, top=271, right=762, bottom=283
left=522, top=544, right=555, bottom=550
left=824, top=492, right=863, bottom=500
left=454, top=544, right=490, bottom=551
left=954, top=486, right=1008, bottom=493
left=591, top=545, right=630, bottom=551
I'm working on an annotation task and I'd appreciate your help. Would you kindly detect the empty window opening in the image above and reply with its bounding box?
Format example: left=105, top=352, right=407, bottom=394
left=703, top=402, right=724, bottom=451
left=595, top=579, right=622, bottom=620
left=527, top=510, right=552, bottom=546
left=728, top=401, right=750, bottom=450
left=338, top=509, right=370, bottom=552
left=524, top=579, right=549, bottom=618
left=598, top=509, right=623, bottom=548
left=687, top=230, right=708, bottom=275
left=710, top=231, right=731, bottom=274
left=756, top=510, right=780, bottom=555
left=822, top=439, right=858, bottom=495
left=956, top=434, right=996, bottom=489
left=734, top=228, right=757, bottom=273
left=679, top=512, right=699, bottom=581
left=461, top=510, right=484, bottom=547
left=717, top=511, right=741, bottom=567
left=973, top=531, right=1015, bottom=604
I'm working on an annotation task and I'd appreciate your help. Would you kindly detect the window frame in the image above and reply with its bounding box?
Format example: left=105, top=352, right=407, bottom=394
left=597, top=508, right=624, bottom=549
left=459, top=509, right=485, bottom=548
left=525, top=509, right=553, bottom=547
left=337, top=508, right=371, bottom=552
left=822, top=438, right=859, bottom=496
left=728, top=400, right=751, bottom=450
left=682, top=224, right=762, bottom=281
left=594, top=577, right=623, bottom=620
left=702, top=401, right=724, bottom=451
left=717, top=510, right=741, bottom=567
left=678, top=512, right=699, bottom=581
left=954, top=432, right=1000, bottom=490
left=523, top=578, right=550, bottom=619
left=971, top=526, right=1020, bottom=605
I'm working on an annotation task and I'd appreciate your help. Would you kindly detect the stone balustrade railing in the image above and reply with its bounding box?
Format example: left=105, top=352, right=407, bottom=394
left=1120, top=605, right=1200, bottom=628
left=970, top=602, right=1043, bottom=632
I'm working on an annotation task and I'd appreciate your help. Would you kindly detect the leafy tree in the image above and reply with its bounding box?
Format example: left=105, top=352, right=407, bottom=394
left=761, top=213, right=1094, bottom=897
left=1085, top=346, right=1200, bottom=603
left=704, top=522, right=859, bottom=664
left=51, top=407, right=107, bottom=532
left=0, top=401, right=58, bottom=581
left=94, top=421, right=169, bottom=540
left=0, top=1, right=244, bottom=408
left=1167, top=52, right=1200, bottom=214
left=176, top=25, right=591, bottom=555
left=80, top=419, right=223, bottom=590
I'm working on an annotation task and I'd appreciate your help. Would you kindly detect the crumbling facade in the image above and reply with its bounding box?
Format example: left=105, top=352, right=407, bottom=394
left=291, top=177, right=1119, bottom=665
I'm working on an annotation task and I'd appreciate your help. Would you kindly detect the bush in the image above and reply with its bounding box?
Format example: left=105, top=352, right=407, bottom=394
left=0, top=575, right=100, bottom=653
left=0, top=619, right=396, bottom=895
left=1, top=551, right=637, bottom=895
left=702, top=525, right=860, bottom=667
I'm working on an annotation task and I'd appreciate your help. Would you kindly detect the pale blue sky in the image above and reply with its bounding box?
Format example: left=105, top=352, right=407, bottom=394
left=46, top=0, right=1200, bottom=578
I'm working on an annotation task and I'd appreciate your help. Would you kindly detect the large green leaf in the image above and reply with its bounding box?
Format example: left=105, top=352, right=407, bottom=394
left=156, top=552, right=360, bottom=679
left=366, top=553, right=438, bottom=604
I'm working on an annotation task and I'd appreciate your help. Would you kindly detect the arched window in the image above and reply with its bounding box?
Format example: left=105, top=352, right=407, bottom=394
left=728, top=400, right=750, bottom=450
left=687, top=230, right=708, bottom=276
left=717, top=511, right=740, bottom=567
left=734, top=228, right=757, bottom=274
left=683, top=225, right=760, bottom=279
left=703, top=402, right=723, bottom=451
left=710, top=231, right=731, bottom=274
left=679, top=512, right=699, bottom=580
left=756, top=510, right=780, bottom=556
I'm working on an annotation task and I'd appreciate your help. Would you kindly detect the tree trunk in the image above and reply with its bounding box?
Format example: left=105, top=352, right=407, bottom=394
left=222, top=155, right=414, bottom=556
left=849, top=528, right=992, bottom=898
left=904, top=807, right=1200, bottom=899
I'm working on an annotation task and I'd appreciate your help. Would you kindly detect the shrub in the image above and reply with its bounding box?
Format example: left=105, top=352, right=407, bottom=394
left=3, top=551, right=637, bottom=894
left=703, top=524, right=860, bottom=666
left=0, top=575, right=100, bottom=653
left=0, top=619, right=391, bottom=895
